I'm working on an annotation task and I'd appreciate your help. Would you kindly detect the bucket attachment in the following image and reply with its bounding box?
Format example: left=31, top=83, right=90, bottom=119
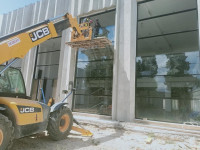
left=71, top=126, right=93, bottom=137
left=72, top=118, right=93, bottom=137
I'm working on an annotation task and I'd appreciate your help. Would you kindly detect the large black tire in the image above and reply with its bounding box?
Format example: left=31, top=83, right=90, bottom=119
left=47, top=106, right=73, bottom=141
left=0, top=114, right=14, bottom=150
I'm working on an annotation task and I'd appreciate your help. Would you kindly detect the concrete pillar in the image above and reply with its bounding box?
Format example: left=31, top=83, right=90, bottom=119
left=112, top=0, right=137, bottom=122
left=56, top=29, right=77, bottom=109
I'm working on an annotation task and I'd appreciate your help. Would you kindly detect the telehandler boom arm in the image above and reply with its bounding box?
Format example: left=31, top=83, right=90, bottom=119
left=0, top=13, right=90, bottom=65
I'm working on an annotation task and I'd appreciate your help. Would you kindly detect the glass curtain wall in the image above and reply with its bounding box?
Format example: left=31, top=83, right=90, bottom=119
left=32, top=37, right=61, bottom=103
left=136, top=0, right=200, bottom=124
left=73, top=10, right=115, bottom=116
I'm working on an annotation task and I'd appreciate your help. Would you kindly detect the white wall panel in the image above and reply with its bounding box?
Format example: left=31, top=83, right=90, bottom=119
left=22, top=4, right=35, bottom=27
left=82, top=0, right=90, bottom=14
left=38, top=0, right=49, bottom=22
left=0, top=14, right=7, bottom=36
left=14, top=8, right=24, bottom=31
left=34, top=2, right=41, bottom=24
left=0, top=15, right=3, bottom=35
left=1, top=0, right=116, bottom=36
left=5, top=12, right=12, bottom=35
left=46, top=0, right=56, bottom=19
left=72, top=0, right=79, bottom=16
left=92, top=0, right=99, bottom=10
left=98, top=0, right=104, bottom=10
left=55, top=0, right=65, bottom=16
left=8, top=10, right=17, bottom=33
left=77, top=0, right=83, bottom=15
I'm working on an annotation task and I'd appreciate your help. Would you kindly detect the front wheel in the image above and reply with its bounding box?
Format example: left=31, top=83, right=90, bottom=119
left=47, top=106, right=73, bottom=141
left=0, top=114, right=14, bottom=150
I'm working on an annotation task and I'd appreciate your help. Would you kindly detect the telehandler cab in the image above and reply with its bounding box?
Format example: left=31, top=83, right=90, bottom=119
left=0, top=13, right=93, bottom=150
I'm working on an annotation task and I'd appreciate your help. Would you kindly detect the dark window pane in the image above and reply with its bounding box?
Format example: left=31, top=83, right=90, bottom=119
left=39, top=37, right=61, bottom=53
left=35, top=64, right=59, bottom=79
left=137, top=31, right=198, bottom=57
left=138, top=0, right=197, bottom=20
left=37, top=51, right=60, bottom=66
left=138, top=10, right=198, bottom=38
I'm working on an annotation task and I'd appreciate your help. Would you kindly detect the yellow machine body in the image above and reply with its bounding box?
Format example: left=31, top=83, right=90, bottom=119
left=0, top=97, right=43, bottom=125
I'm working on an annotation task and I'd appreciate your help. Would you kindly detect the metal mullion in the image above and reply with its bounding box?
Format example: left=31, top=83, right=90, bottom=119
left=138, top=29, right=198, bottom=40
left=138, top=74, right=199, bottom=78
left=74, top=94, right=112, bottom=96
left=135, top=95, right=194, bottom=100
left=76, top=77, right=112, bottom=79
left=137, top=0, right=154, bottom=5
left=51, top=35, right=62, bottom=39
left=38, top=49, right=60, bottom=54
left=72, top=50, right=79, bottom=111
left=77, top=59, right=113, bottom=63
left=36, top=64, right=59, bottom=67
left=138, top=8, right=197, bottom=22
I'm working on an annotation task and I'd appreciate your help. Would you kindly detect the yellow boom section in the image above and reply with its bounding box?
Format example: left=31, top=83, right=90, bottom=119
left=0, top=13, right=92, bottom=65
left=0, top=22, right=58, bottom=65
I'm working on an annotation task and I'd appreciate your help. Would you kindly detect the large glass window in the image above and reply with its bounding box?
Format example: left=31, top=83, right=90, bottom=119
left=32, top=37, right=61, bottom=102
left=73, top=10, right=115, bottom=116
left=136, top=0, right=200, bottom=124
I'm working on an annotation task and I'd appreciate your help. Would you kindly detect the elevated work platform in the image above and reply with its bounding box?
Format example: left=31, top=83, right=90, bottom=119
left=66, top=37, right=112, bottom=49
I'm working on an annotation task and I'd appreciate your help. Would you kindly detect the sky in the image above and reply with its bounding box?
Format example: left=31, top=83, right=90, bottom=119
left=0, top=0, right=40, bottom=14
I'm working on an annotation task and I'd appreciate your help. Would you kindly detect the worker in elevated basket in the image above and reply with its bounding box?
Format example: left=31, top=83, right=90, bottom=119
left=94, top=19, right=101, bottom=37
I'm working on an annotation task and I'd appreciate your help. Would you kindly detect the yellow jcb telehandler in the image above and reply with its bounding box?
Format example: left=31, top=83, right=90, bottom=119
left=0, top=13, right=93, bottom=150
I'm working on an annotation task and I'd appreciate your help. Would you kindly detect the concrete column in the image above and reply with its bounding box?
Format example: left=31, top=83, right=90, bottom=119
left=56, top=29, right=77, bottom=109
left=112, top=0, right=137, bottom=122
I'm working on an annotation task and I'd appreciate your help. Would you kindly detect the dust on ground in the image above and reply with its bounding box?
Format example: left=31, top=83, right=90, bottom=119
left=11, top=124, right=200, bottom=150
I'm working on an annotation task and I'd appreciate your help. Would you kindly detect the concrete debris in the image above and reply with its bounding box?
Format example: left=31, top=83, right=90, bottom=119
left=11, top=123, right=200, bottom=150
left=146, top=137, right=153, bottom=144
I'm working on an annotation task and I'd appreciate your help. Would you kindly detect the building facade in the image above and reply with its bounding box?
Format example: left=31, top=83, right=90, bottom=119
left=1, top=0, right=200, bottom=125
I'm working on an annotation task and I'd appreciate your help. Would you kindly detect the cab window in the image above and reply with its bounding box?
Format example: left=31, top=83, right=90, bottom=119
left=0, top=67, right=26, bottom=95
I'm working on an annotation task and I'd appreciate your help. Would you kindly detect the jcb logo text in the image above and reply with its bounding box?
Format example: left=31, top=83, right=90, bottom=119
left=20, top=107, right=34, bottom=113
left=17, top=105, right=41, bottom=114
left=29, top=27, right=50, bottom=42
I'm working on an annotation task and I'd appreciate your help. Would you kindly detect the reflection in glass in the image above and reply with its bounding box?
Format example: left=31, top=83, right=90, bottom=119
left=136, top=0, right=200, bottom=124
left=74, top=10, right=115, bottom=116
left=74, top=24, right=114, bottom=116
left=74, top=47, right=113, bottom=115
